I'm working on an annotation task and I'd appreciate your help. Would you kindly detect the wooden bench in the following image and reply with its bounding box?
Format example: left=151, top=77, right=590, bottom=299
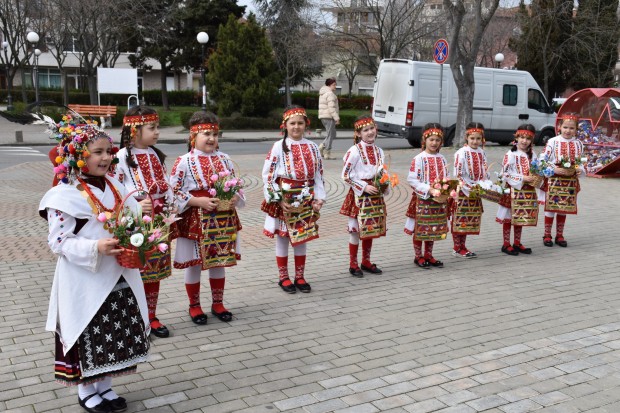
left=68, top=104, right=117, bottom=127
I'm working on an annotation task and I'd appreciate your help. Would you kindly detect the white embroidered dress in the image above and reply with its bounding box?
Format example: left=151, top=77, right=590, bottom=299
left=453, top=146, right=489, bottom=196
left=496, top=149, right=538, bottom=222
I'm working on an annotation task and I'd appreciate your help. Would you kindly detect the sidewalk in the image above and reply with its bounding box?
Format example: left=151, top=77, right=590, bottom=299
left=2, top=145, right=620, bottom=412
left=0, top=115, right=355, bottom=146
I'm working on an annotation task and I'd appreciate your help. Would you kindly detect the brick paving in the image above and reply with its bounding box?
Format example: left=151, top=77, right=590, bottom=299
left=1, top=145, right=620, bottom=413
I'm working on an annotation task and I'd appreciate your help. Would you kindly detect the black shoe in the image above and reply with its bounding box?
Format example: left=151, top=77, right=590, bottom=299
left=543, top=236, right=553, bottom=247
left=414, top=257, right=430, bottom=269
left=279, top=279, right=296, bottom=294
left=211, top=307, right=233, bottom=322
left=149, top=318, right=170, bottom=338
left=78, top=393, right=111, bottom=413
left=349, top=267, right=364, bottom=277
left=555, top=237, right=568, bottom=247
left=513, top=244, right=532, bottom=254
left=294, top=279, right=312, bottom=293
left=188, top=306, right=208, bottom=325
left=99, top=390, right=127, bottom=413
left=501, top=245, right=519, bottom=256
left=361, top=263, right=383, bottom=274
left=427, top=258, right=444, bottom=268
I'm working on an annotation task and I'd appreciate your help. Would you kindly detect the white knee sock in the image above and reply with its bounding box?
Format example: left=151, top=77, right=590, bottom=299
left=275, top=235, right=289, bottom=257
left=349, top=232, right=360, bottom=245
left=78, top=383, right=103, bottom=407
left=94, top=376, right=119, bottom=400
left=184, top=264, right=202, bottom=284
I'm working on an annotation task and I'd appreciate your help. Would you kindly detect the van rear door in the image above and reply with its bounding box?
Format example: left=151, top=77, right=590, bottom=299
left=374, top=61, right=411, bottom=127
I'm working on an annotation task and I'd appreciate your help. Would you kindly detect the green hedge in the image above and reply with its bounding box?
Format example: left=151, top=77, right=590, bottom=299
left=288, top=91, right=373, bottom=110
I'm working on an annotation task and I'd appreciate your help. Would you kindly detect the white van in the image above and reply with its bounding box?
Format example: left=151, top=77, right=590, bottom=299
left=372, top=59, right=556, bottom=146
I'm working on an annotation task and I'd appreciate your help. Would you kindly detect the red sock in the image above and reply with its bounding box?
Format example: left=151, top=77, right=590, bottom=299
left=361, top=239, right=373, bottom=267
left=294, top=255, right=306, bottom=283
left=544, top=216, right=554, bottom=238
left=144, top=281, right=162, bottom=328
left=349, top=243, right=359, bottom=268
left=209, top=277, right=227, bottom=314
left=413, top=240, right=423, bottom=258
left=424, top=241, right=434, bottom=258
left=503, top=223, right=512, bottom=247
left=185, top=282, right=204, bottom=318
left=460, top=235, right=468, bottom=252
left=276, top=256, right=291, bottom=286
left=514, top=226, right=523, bottom=245
left=556, top=214, right=566, bottom=239
left=452, top=233, right=462, bottom=252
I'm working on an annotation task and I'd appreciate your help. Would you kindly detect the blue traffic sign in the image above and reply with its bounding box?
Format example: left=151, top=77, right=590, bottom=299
left=433, top=39, right=449, bottom=64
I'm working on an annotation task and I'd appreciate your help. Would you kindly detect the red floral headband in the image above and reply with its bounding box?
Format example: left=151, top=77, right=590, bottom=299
left=422, top=128, right=444, bottom=140
left=515, top=129, right=535, bottom=138
left=281, top=108, right=310, bottom=129
left=562, top=114, right=579, bottom=123
left=354, top=117, right=375, bottom=131
left=123, top=113, right=159, bottom=127
left=190, top=123, right=219, bottom=133
left=466, top=127, right=484, bottom=136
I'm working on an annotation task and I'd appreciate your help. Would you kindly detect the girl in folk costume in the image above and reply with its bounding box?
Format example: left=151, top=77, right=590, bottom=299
left=262, top=106, right=326, bottom=293
left=496, top=124, right=540, bottom=255
left=170, top=111, right=244, bottom=325
left=39, top=118, right=149, bottom=413
left=540, top=113, right=585, bottom=247
left=451, top=122, right=489, bottom=258
left=340, top=115, right=388, bottom=277
left=404, top=123, right=450, bottom=269
left=114, top=106, right=174, bottom=338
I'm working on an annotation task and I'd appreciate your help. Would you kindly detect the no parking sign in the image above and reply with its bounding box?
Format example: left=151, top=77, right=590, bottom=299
left=433, top=39, right=449, bottom=64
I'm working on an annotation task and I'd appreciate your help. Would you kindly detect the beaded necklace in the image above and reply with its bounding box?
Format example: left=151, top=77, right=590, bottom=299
left=76, top=176, right=122, bottom=232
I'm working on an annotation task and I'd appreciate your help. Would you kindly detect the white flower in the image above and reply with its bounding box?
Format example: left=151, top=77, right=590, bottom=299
left=281, top=183, right=292, bottom=191
left=580, top=157, right=587, bottom=163
left=300, top=187, right=311, bottom=197
left=503, top=188, right=511, bottom=194
left=291, top=201, right=300, bottom=207
left=130, top=233, right=144, bottom=247
left=563, top=162, right=571, bottom=168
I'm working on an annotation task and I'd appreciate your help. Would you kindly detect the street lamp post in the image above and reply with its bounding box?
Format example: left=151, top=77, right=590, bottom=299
left=136, top=46, right=143, bottom=105
left=26, top=32, right=40, bottom=107
left=2, top=41, right=13, bottom=111
left=196, top=31, right=209, bottom=111
left=494, top=52, right=505, bottom=69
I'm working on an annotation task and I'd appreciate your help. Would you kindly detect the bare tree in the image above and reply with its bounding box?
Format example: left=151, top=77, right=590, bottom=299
left=318, top=0, right=430, bottom=74
left=443, top=0, right=500, bottom=145
left=477, top=8, right=518, bottom=68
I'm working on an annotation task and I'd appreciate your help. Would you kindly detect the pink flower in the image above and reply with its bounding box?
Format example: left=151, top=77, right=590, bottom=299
left=238, top=178, right=244, bottom=186
left=238, top=189, right=244, bottom=197
left=450, top=190, right=457, bottom=198
left=208, top=188, right=217, bottom=197
left=442, top=184, right=449, bottom=190
left=157, top=243, right=168, bottom=253
left=223, top=186, right=230, bottom=192
left=218, top=171, right=226, bottom=177
left=229, top=178, right=238, bottom=186
left=97, top=212, right=107, bottom=223
left=148, top=234, right=156, bottom=242
left=210, top=174, right=219, bottom=182
left=142, top=215, right=152, bottom=223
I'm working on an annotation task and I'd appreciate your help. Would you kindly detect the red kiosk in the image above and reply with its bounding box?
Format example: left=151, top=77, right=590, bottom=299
left=556, top=88, right=620, bottom=178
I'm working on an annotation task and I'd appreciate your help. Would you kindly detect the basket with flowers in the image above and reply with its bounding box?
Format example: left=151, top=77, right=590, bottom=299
left=101, top=190, right=173, bottom=269
left=555, top=155, right=588, bottom=177
left=373, top=163, right=400, bottom=193
left=472, top=177, right=509, bottom=204
left=429, top=178, right=460, bottom=203
left=207, top=169, right=244, bottom=211
left=280, top=181, right=313, bottom=214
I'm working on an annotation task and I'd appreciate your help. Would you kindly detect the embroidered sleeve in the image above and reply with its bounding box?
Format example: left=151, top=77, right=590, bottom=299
left=341, top=148, right=366, bottom=196
left=170, top=156, right=191, bottom=213
left=47, top=209, right=100, bottom=272
left=262, top=143, right=282, bottom=202
left=312, top=144, right=326, bottom=201
left=502, top=153, right=524, bottom=189
left=407, top=156, right=431, bottom=199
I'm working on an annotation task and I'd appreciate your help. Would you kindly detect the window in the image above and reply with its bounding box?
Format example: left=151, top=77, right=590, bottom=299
left=503, top=84, right=517, bottom=106
left=528, top=88, right=549, bottom=113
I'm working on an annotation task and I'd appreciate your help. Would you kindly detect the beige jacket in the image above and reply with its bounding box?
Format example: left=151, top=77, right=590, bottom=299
left=318, top=85, right=340, bottom=122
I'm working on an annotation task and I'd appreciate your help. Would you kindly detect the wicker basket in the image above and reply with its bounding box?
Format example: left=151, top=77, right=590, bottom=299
left=556, top=167, right=576, bottom=177
left=287, top=204, right=305, bottom=214
left=479, top=189, right=504, bottom=204
left=433, top=194, right=449, bottom=204
left=531, top=175, right=544, bottom=188
left=116, top=245, right=156, bottom=269
left=217, top=199, right=234, bottom=211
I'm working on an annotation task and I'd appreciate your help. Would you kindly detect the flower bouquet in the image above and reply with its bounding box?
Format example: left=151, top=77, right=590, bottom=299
left=429, top=178, right=460, bottom=203
left=529, top=156, right=554, bottom=187
left=281, top=181, right=312, bottom=214
left=374, top=164, right=399, bottom=193
left=555, top=155, right=587, bottom=177
left=207, top=169, right=244, bottom=211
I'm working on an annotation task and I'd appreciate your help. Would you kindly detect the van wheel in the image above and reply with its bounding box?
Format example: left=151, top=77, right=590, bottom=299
left=407, top=137, right=421, bottom=148
left=537, top=129, right=554, bottom=146
left=444, top=129, right=455, bottom=147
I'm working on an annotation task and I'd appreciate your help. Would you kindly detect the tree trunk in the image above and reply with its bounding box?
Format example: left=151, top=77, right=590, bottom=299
left=451, top=63, right=475, bottom=146
left=347, top=76, right=354, bottom=98
left=62, top=70, right=69, bottom=106
left=88, top=73, right=98, bottom=104
left=285, top=75, right=292, bottom=107
left=160, top=59, right=169, bottom=111
left=21, top=71, right=27, bottom=103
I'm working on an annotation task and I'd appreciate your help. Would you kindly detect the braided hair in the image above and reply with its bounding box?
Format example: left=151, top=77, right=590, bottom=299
left=120, top=106, right=166, bottom=168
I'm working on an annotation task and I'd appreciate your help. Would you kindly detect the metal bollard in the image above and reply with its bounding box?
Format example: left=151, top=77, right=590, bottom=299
left=15, top=131, right=23, bottom=143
